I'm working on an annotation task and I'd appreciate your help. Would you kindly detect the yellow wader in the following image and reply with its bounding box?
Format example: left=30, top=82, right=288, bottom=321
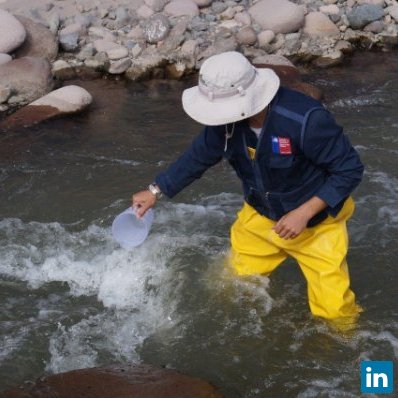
left=230, top=147, right=362, bottom=320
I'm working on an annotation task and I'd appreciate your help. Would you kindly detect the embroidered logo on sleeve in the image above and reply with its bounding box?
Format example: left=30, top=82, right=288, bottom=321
left=271, top=136, right=292, bottom=155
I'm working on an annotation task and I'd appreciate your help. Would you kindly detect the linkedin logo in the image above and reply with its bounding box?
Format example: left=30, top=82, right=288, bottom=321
left=361, top=361, right=394, bottom=394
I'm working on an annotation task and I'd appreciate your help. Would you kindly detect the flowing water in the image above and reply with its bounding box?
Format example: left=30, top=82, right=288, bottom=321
left=0, top=52, right=397, bottom=397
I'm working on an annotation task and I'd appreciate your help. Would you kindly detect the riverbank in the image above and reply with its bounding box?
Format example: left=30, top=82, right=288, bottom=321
left=0, top=0, right=397, bottom=117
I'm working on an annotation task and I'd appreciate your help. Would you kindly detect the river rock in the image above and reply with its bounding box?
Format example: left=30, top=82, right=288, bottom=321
left=93, top=40, right=128, bottom=60
left=159, top=18, right=188, bottom=52
left=234, top=11, right=251, bottom=26
left=313, top=50, right=344, bottom=68
left=0, top=53, right=12, bottom=65
left=357, top=0, right=385, bottom=6
left=107, top=58, right=132, bottom=74
left=14, top=16, right=58, bottom=62
left=0, top=85, right=92, bottom=130
left=236, top=26, right=257, bottom=45
left=252, top=53, right=295, bottom=67
left=52, top=60, right=76, bottom=80
left=164, top=0, right=200, bottom=17
left=211, top=2, right=228, bottom=14
left=181, top=39, right=198, bottom=56
left=248, top=0, right=305, bottom=34
left=59, top=23, right=84, bottom=52
left=364, top=20, right=385, bottom=32
left=0, top=364, right=223, bottom=398
left=319, top=5, right=340, bottom=14
left=143, top=14, right=171, bottom=44
left=0, top=9, right=27, bottom=54
left=193, top=0, right=213, bottom=7
left=0, top=85, right=11, bottom=104
left=198, top=36, right=237, bottom=62
left=347, top=4, right=385, bottom=29
left=145, top=0, right=170, bottom=12
left=388, top=5, right=398, bottom=21
left=257, top=30, right=275, bottom=47
left=137, top=5, right=155, bottom=19
left=0, top=57, right=53, bottom=105
left=334, top=39, right=353, bottom=53
left=304, top=12, right=340, bottom=37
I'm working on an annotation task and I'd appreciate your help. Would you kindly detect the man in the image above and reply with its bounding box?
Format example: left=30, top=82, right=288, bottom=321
left=132, top=51, right=364, bottom=321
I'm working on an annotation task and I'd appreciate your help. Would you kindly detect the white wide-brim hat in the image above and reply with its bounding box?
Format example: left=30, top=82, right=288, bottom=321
left=182, top=51, right=280, bottom=126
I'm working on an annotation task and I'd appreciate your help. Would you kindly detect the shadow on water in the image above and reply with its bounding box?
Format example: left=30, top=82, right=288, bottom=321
left=0, top=52, right=398, bottom=397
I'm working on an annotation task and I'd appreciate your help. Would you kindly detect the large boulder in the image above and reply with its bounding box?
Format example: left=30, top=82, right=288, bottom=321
left=347, top=4, right=384, bottom=29
left=0, top=9, right=26, bottom=54
left=248, top=0, right=305, bottom=34
left=0, top=85, right=92, bottom=130
left=0, top=57, right=53, bottom=105
left=0, top=364, right=223, bottom=398
left=303, top=12, right=340, bottom=38
left=14, top=16, right=58, bottom=61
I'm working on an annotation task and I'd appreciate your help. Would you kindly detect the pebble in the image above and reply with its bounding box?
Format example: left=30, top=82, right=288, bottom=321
left=364, top=20, right=385, bottom=32
left=319, top=5, right=340, bottom=15
left=181, top=39, right=198, bottom=56
left=107, top=58, right=132, bottom=74
left=93, top=40, right=128, bottom=60
left=257, top=30, right=275, bottom=47
left=389, top=5, right=398, bottom=21
left=0, top=85, right=11, bottom=104
left=145, top=0, right=170, bottom=12
left=59, top=23, right=85, bottom=52
left=193, top=0, right=213, bottom=7
left=136, top=4, right=155, bottom=19
left=211, top=1, right=228, bottom=14
left=0, top=9, right=27, bottom=54
left=143, top=14, right=171, bottom=44
left=236, top=26, right=257, bottom=45
left=234, top=11, right=251, bottom=26
left=0, top=53, right=12, bottom=65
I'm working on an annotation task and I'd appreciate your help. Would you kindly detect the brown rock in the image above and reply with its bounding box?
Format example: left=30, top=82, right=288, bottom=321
left=0, top=364, right=223, bottom=398
left=0, top=57, right=53, bottom=105
left=14, top=16, right=58, bottom=61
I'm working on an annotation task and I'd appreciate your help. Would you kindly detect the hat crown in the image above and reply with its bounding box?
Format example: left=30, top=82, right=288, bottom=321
left=200, top=51, right=254, bottom=90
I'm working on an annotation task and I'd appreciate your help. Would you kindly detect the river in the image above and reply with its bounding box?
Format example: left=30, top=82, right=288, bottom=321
left=0, top=51, right=397, bottom=397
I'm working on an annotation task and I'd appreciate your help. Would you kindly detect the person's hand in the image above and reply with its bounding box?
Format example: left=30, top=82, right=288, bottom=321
left=131, top=190, right=157, bottom=218
left=273, top=207, right=311, bottom=240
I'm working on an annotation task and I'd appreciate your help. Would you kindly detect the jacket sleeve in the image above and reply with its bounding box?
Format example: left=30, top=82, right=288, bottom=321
left=302, top=108, right=364, bottom=216
left=155, top=126, right=225, bottom=198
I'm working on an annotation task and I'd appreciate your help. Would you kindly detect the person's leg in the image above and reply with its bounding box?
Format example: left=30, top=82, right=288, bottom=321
left=230, top=202, right=287, bottom=276
left=284, top=198, right=361, bottom=319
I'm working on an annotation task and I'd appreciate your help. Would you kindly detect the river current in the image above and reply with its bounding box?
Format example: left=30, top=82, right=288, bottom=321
left=0, top=52, right=397, bottom=397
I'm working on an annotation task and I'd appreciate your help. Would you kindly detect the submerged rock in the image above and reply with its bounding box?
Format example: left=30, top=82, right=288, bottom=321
left=0, top=85, right=92, bottom=130
left=0, top=364, right=223, bottom=398
left=0, top=9, right=26, bottom=54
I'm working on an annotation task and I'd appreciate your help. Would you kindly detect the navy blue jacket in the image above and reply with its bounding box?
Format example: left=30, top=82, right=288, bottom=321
left=155, top=87, right=364, bottom=226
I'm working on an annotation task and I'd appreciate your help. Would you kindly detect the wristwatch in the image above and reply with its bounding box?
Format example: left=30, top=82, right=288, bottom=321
left=148, top=183, right=163, bottom=199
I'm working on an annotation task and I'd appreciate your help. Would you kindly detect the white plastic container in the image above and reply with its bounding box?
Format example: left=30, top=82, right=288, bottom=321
left=112, top=207, right=154, bottom=249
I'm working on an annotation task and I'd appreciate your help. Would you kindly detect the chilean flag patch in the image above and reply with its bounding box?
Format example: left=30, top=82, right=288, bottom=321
left=271, top=136, right=292, bottom=155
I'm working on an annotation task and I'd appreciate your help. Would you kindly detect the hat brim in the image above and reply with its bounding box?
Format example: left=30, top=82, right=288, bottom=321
left=182, top=68, right=280, bottom=126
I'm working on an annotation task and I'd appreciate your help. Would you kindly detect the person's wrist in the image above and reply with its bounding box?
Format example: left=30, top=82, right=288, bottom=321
left=148, top=183, right=163, bottom=200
